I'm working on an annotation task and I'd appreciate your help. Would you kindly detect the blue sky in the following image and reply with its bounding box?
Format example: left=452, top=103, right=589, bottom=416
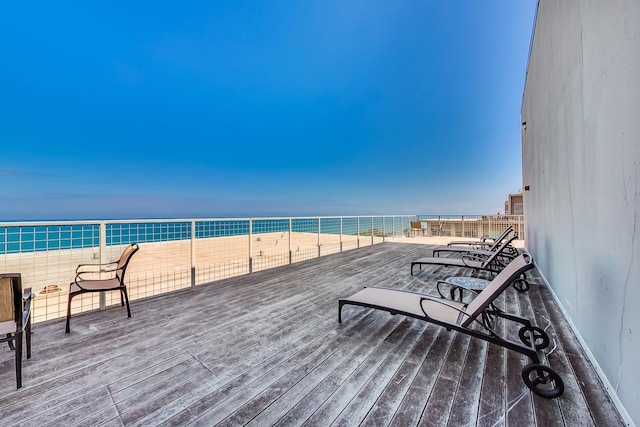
left=1, top=1, right=537, bottom=220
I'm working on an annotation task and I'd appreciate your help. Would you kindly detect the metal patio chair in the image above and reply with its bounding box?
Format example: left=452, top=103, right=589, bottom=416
left=339, top=254, right=564, bottom=399
left=410, top=221, right=424, bottom=237
left=0, top=273, right=32, bottom=388
left=65, top=244, right=139, bottom=333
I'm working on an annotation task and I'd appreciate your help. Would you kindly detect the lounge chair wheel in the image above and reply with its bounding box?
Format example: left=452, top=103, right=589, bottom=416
left=513, top=279, right=529, bottom=292
left=521, top=363, right=564, bottom=398
left=518, top=326, right=550, bottom=350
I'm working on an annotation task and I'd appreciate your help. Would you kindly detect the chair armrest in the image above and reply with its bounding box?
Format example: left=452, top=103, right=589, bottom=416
left=436, top=279, right=484, bottom=300
left=76, top=265, right=119, bottom=276
left=75, top=261, right=117, bottom=274
left=420, top=293, right=466, bottom=306
left=471, top=242, right=493, bottom=250
left=467, top=249, right=491, bottom=259
left=22, top=288, right=33, bottom=301
left=418, top=295, right=469, bottom=321
left=76, top=265, right=122, bottom=282
left=461, top=254, right=485, bottom=266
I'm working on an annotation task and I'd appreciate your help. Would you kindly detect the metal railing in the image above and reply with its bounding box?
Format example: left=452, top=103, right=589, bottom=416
left=0, top=215, right=415, bottom=324
left=416, top=215, right=525, bottom=240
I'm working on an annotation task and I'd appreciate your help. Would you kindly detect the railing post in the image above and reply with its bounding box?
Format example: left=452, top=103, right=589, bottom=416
left=392, top=216, right=395, bottom=239
left=248, top=218, right=253, bottom=274
left=382, top=216, right=386, bottom=243
left=357, top=217, right=360, bottom=248
left=340, top=217, right=343, bottom=252
left=317, top=217, right=321, bottom=258
left=289, top=218, right=292, bottom=264
left=99, top=221, right=107, bottom=310
left=370, top=216, right=374, bottom=245
left=190, top=220, right=196, bottom=288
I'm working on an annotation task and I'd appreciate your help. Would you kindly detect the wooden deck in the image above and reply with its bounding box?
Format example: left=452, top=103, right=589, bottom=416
left=0, top=242, right=624, bottom=426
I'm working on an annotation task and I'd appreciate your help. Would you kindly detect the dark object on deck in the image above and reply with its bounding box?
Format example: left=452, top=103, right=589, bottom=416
left=0, top=273, right=32, bottom=388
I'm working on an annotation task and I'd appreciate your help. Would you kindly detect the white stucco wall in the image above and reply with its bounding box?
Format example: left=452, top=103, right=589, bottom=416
left=522, top=1, right=639, bottom=424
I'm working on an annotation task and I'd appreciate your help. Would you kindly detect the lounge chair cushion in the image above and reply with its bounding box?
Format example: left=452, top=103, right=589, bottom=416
left=344, top=287, right=465, bottom=324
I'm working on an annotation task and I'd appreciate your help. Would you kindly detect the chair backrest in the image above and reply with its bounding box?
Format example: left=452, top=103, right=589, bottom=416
left=460, top=254, right=534, bottom=327
left=478, top=234, right=518, bottom=268
left=115, top=244, right=140, bottom=282
left=0, top=274, right=22, bottom=325
left=486, top=227, right=514, bottom=251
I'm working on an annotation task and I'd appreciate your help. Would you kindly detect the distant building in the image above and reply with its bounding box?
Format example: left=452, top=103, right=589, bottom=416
left=504, top=192, right=523, bottom=215
left=419, top=215, right=524, bottom=240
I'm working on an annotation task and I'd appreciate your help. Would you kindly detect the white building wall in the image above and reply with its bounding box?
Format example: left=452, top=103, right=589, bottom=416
left=522, top=1, right=640, bottom=424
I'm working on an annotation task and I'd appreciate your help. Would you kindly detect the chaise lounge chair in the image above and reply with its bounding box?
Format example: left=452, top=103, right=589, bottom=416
left=445, top=226, right=513, bottom=249
left=338, top=254, right=564, bottom=398
left=411, top=235, right=529, bottom=291
left=411, top=234, right=510, bottom=273
left=432, top=229, right=518, bottom=258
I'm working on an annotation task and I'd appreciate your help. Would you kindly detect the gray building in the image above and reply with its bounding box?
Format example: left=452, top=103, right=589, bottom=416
left=522, top=1, right=639, bottom=425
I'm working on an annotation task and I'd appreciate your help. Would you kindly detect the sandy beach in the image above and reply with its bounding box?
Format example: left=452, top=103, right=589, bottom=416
left=0, top=232, right=523, bottom=324
left=0, top=232, right=381, bottom=323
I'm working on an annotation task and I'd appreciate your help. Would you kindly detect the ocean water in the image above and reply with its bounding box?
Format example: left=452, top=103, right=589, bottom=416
left=0, top=217, right=405, bottom=254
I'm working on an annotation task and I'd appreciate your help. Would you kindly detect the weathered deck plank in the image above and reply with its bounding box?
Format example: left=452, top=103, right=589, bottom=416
left=446, top=337, right=487, bottom=427
left=0, top=242, right=625, bottom=427
left=388, top=328, right=456, bottom=426
left=417, top=333, right=472, bottom=427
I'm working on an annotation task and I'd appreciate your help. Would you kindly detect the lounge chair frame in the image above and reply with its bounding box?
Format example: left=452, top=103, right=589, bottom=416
left=412, top=236, right=530, bottom=293
left=340, top=290, right=540, bottom=361
left=433, top=229, right=518, bottom=258
left=339, top=255, right=563, bottom=398
left=446, top=226, right=513, bottom=248
left=411, top=235, right=519, bottom=276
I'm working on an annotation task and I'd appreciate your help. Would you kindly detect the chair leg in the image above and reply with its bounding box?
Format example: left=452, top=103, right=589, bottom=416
left=66, top=293, right=74, bottom=334
left=26, top=317, right=32, bottom=360
left=120, top=289, right=125, bottom=307
left=6, top=334, right=14, bottom=351
left=15, top=330, right=22, bottom=389
left=122, top=287, right=131, bottom=318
